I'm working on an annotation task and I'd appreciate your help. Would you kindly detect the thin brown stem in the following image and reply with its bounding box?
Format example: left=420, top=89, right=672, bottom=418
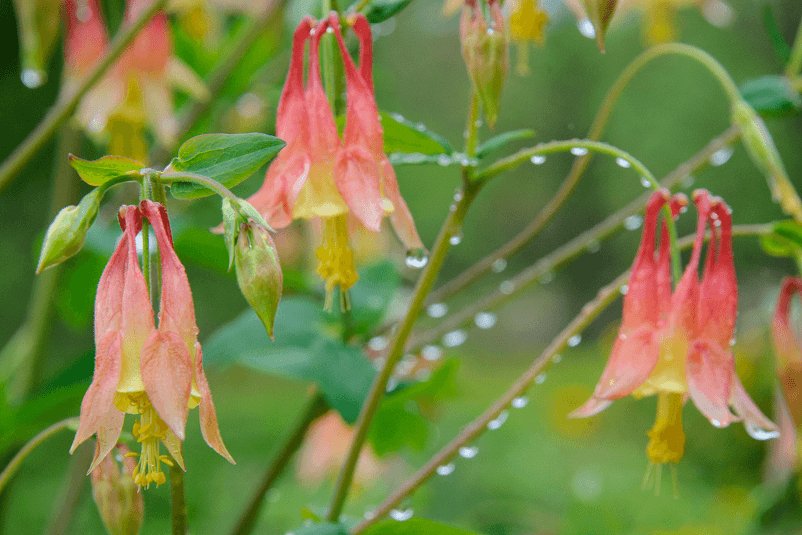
left=42, top=443, right=94, bottom=535
left=170, top=465, right=188, bottom=535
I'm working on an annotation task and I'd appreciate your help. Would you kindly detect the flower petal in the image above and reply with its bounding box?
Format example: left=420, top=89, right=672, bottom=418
left=334, top=146, right=384, bottom=232
left=248, top=150, right=311, bottom=229
left=193, top=343, right=235, bottom=464
left=730, top=371, right=779, bottom=440
left=140, top=330, right=192, bottom=440
left=592, top=326, right=660, bottom=400
left=381, top=159, right=424, bottom=251
left=568, top=397, right=613, bottom=418
left=686, top=339, right=738, bottom=427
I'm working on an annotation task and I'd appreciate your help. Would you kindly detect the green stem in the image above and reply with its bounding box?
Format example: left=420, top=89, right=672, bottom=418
left=0, top=418, right=78, bottom=496
left=786, top=16, right=802, bottom=78
left=0, top=0, right=168, bottom=195
left=159, top=172, right=239, bottom=200
left=230, top=391, right=329, bottom=535
left=170, top=465, right=188, bottom=535
left=352, top=224, right=771, bottom=533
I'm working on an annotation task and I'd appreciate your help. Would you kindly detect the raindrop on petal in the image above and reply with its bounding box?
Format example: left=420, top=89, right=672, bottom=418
left=406, top=249, right=429, bottom=268
left=620, top=284, right=629, bottom=295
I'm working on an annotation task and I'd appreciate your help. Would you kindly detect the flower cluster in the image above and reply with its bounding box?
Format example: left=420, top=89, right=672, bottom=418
left=246, top=13, right=423, bottom=310
left=571, top=189, right=778, bottom=467
left=71, top=201, right=233, bottom=487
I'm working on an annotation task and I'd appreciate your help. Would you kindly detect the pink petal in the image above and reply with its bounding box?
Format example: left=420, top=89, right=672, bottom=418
left=275, top=18, right=312, bottom=139
left=140, top=330, right=192, bottom=440
left=193, top=343, right=235, bottom=464
left=381, top=159, right=424, bottom=251
left=121, top=206, right=157, bottom=357
left=764, top=387, right=796, bottom=485
left=86, top=407, right=126, bottom=474
left=248, top=150, right=311, bottom=229
left=94, top=231, right=127, bottom=341
left=334, top=146, right=384, bottom=232
left=730, top=372, right=779, bottom=440
left=686, top=339, right=738, bottom=427
left=568, top=397, right=613, bottom=418
left=592, top=326, right=660, bottom=400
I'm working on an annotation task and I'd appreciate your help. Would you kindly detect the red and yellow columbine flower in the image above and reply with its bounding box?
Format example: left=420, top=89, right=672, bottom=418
left=71, top=202, right=233, bottom=487
left=246, top=15, right=423, bottom=310
left=571, top=189, right=777, bottom=469
left=772, top=277, right=802, bottom=427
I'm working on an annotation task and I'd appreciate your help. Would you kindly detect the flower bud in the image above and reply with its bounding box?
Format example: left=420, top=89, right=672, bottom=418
left=581, top=0, right=618, bottom=51
left=234, top=220, right=283, bottom=339
left=772, top=277, right=802, bottom=429
left=732, top=99, right=802, bottom=222
left=90, top=444, right=144, bottom=535
left=460, top=0, right=509, bottom=129
left=36, top=188, right=102, bottom=273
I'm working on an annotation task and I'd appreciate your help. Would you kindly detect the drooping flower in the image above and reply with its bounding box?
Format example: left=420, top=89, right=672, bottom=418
left=571, top=189, right=777, bottom=469
left=506, top=0, right=549, bottom=75
left=71, top=202, right=233, bottom=487
left=772, top=277, right=802, bottom=427
left=246, top=15, right=423, bottom=310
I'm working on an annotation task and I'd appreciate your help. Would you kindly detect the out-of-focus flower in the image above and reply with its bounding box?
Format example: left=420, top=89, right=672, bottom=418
left=12, top=0, right=61, bottom=87
left=91, top=444, right=144, bottom=535
left=772, top=277, right=802, bottom=429
left=506, top=0, right=549, bottom=75
left=169, top=0, right=276, bottom=42
left=571, top=189, right=777, bottom=469
left=246, top=15, right=423, bottom=310
left=297, top=411, right=385, bottom=489
left=71, top=202, right=233, bottom=488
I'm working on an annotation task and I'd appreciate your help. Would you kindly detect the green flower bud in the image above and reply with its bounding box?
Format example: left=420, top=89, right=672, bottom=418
left=732, top=99, right=802, bottom=222
left=36, top=188, right=102, bottom=273
left=581, top=0, right=619, bottom=51
left=90, top=444, right=143, bottom=535
left=234, top=220, right=283, bottom=339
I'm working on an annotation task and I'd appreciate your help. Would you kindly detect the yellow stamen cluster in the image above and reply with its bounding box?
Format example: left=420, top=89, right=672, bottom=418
left=127, top=393, right=174, bottom=488
left=316, top=214, right=359, bottom=311
left=646, top=392, right=686, bottom=465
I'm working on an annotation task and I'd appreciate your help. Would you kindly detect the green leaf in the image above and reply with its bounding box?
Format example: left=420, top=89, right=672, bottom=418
left=291, top=522, right=349, bottom=535
left=329, top=262, right=399, bottom=337
left=167, top=133, right=285, bottom=199
left=311, top=340, right=375, bottom=423
left=740, top=76, right=802, bottom=117
left=69, top=154, right=143, bottom=186
left=362, top=0, right=414, bottom=23
left=475, top=129, right=536, bottom=159
left=361, top=519, right=482, bottom=535
left=380, top=112, right=452, bottom=155
left=762, top=4, right=791, bottom=64
left=761, top=221, right=802, bottom=258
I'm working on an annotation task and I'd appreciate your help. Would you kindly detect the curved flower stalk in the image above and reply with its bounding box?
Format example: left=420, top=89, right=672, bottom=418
left=571, top=189, right=778, bottom=468
left=71, top=202, right=233, bottom=488
left=246, top=14, right=423, bottom=310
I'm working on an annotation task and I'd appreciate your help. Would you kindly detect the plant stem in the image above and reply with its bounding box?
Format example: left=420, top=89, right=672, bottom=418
left=230, top=391, right=329, bottom=535
left=42, top=443, right=94, bottom=535
left=170, top=465, right=188, bottom=535
left=0, top=0, right=168, bottom=195
left=326, top=90, right=484, bottom=522
left=159, top=171, right=239, bottom=200
left=0, top=418, right=78, bottom=496
left=352, top=224, right=771, bottom=533
left=786, top=16, right=802, bottom=78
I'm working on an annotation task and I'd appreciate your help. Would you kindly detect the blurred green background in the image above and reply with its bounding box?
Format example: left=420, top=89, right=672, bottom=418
left=2, top=0, right=802, bottom=533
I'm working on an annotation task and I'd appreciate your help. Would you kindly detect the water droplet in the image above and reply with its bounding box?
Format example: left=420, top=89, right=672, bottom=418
left=437, top=154, right=452, bottom=166
left=729, top=338, right=736, bottom=347
left=458, top=446, right=479, bottom=458
left=415, top=123, right=427, bottom=132
left=406, top=249, right=429, bottom=268
left=539, top=271, right=555, bottom=285
left=21, top=68, right=46, bottom=89
left=577, top=18, right=596, bottom=39
left=567, top=334, right=582, bottom=347
left=709, top=146, right=734, bottom=167
left=552, top=353, right=562, bottom=363
left=368, top=336, right=388, bottom=351
left=586, top=240, right=601, bottom=253
left=512, top=396, right=529, bottom=408
left=486, top=27, right=495, bottom=35
left=389, top=508, right=414, bottom=521
left=570, top=147, right=589, bottom=156
left=624, top=215, right=643, bottom=231
left=619, top=333, right=627, bottom=340
left=325, top=25, right=335, bottom=33
left=422, top=345, right=443, bottom=361
left=491, top=258, right=507, bottom=273
left=386, top=377, right=398, bottom=392
left=711, top=419, right=723, bottom=428
left=474, top=312, right=497, bottom=329
left=453, top=190, right=464, bottom=202
left=474, top=119, right=483, bottom=128
left=442, top=329, right=467, bottom=348
left=535, top=373, right=547, bottom=384
left=427, top=303, right=448, bottom=318
left=436, top=462, right=456, bottom=476
left=615, top=157, right=631, bottom=169
left=745, top=422, right=780, bottom=440
left=713, top=218, right=722, bottom=228
left=681, top=174, right=696, bottom=189
left=640, top=177, right=652, bottom=188
left=530, top=155, right=547, bottom=165
left=487, top=409, right=509, bottom=430
left=363, top=510, right=376, bottom=520
left=620, top=284, right=629, bottom=295
left=500, top=280, right=515, bottom=295
left=449, top=233, right=463, bottom=245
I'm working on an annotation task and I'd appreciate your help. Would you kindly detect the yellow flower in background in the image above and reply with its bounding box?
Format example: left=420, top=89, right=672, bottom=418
left=508, top=0, right=549, bottom=75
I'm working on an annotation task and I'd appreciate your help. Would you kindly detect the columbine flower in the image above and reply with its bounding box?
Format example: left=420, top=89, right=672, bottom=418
left=246, top=15, right=423, bottom=310
left=506, top=0, right=549, bottom=75
left=71, top=202, right=233, bottom=487
left=571, top=189, right=777, bottom=471
left=772, top=278, right=802, bottom=423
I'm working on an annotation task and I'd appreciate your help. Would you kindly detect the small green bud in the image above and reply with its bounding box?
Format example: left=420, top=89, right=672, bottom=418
left=90, top=444, right=143, bottom=535
left=36, top=188, right=102, bottom=273
left=732, top=99, right=802, bottom=222
left=234, top=220, right=283, bottom=339
left=581, top=0, right=619, bottom=51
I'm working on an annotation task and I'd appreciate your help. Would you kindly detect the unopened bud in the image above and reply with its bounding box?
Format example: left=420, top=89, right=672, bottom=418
left=90, top=444, right=143, bottom=535
left=732, top=99, right=802, bottom=222
left=234, top=220, right=282, bottom=339
left=36, top=188, right=102, bottom=273
left=581, top=0, right=618, bottom=51
left=772, top=277, right=802, bottom=429
left=461, top=0, right=509, bottom=129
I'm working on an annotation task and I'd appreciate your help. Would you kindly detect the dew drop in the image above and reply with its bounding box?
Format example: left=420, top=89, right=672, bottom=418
left=474, top=119, right=483, bottom=128
left=437, top=154, right=452, bottom=166
left=326, top=25, right=335, bottom=33
left=21, top=69, right=46, bottom=89
left=729, top=338, right=736, bottom=347
left=487, top=409, right=509, bottom=430
left=586, top=240, right=601, bottom=253
left=474, top=312, right=497, bottom=329
left=449, top=233, right=463, bottom=245
left=624, top=215, right=643, bottom=231
left=458, top=446, right=479, bottom=458
left=453, top=190, right=464, bottom=202
left=486, top=27, right=495, bottom=35
left=427, top=303, right=448, bottom=318
left=530, top=155, right=547, bottom=165
left=512, top=396, right=529, bottom=408
left=442, top=329, right=467, bottom=347
left=389, top=508, right=414, bottom=521
left=615, top=157, right=631, bottom=169
left=570, top=146, right=589, bottom=156
left=500, top=280, right=516, bottom=295
left=436, top=462, right=456, bottom=476
left=640, top=177, right=652, bottom=188
left=577, top=18, right=596, bottom=39
left=535, top=373, right=547, bottom=384
left=364, top=510, right=376, bottom=520
left=620, top=284, right=629, bottom=295
left=681, top=174, right=696, bottom=189
left=415, top=123, right=427, bottom=132
left=552, top=353, right=562, bottom=363
left=406, top=249, right=429, bottom=268
left=567, top=334, right=582, bottom=347
left=491, top=258, right=507, bottom=273
left=745, top=422, right=780, bottom=440
left=538, top=271, right=555, bottom=284
left=422, top=345, right=443, bottom=361
left=711, top=419, right=723, bottom=428
left=709, top=146, right=734, bottom=167
left=368, top=336, right=388, bottom=351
